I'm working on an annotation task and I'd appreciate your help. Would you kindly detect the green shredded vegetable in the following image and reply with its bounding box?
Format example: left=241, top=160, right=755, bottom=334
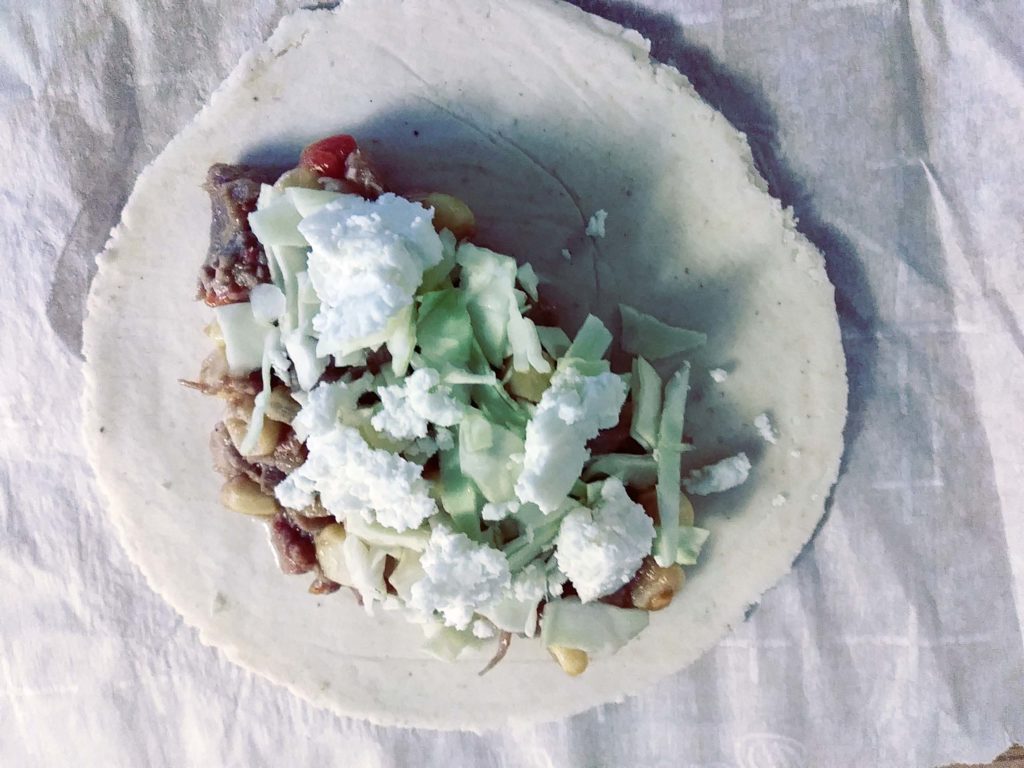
left=565, top=314, right=613, bottom=362
left=629, top=356, right=662, bottom=450
left=653, top=363, right=690, bottom=567
left=676, top=526, right=710, bottom=565
left=503, top=500, right=576, bottom=572
left=458, top=411, right=525, bottom=503
left=536, top=326, right=571, bottom=358
left=619, top=304, right=706, bottom=360
left=438, top=441, right=484, bottom=540
left=416, top=288, right=473, bottom=370
left=582, top=453, right=658, bottom=488
left=540, top=598, right=649, bottom=654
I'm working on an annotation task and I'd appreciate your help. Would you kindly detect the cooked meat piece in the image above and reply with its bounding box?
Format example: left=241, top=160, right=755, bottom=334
left=209, top=421, right=289, bottom=494
left=254, top=465, right=286, bottom=493
left=268, top=513, right=318, bottom=575
left=209, top=421, right=254, bottom=480
left=308, top=566, right=342, bottom=595
left=197, top=163, right=274, bottom=306
left=287, top=510, right=334, bottom=535
left=262, top=430, right=307, bottom=473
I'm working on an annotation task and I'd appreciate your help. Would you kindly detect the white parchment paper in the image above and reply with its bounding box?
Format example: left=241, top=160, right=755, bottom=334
left=1, top=1, right=1022, bottom=766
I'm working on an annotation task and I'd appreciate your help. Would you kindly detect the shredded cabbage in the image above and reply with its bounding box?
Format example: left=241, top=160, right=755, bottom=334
left=630, top=356, right=662, bottom=450
left=540, top=597, right=648, bottom=654
left=653, top=363, right=690, bottom=567
left=619, top=304, right=706, bottom=360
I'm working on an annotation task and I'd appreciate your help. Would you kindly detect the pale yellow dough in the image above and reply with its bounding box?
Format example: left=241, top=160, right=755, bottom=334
left=83, top=0, right=846, bottom=729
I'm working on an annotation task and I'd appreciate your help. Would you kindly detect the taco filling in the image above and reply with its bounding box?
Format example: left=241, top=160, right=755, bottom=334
left=184, top=134, right=751, bottom=675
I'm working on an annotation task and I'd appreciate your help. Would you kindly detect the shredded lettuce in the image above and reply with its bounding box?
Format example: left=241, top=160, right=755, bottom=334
left=676, top=525, right=710, bottom=565
left=503, top=500, right=576, bottom=572
left=458, top=411, right=525, bottom=503
left=421, top=622, right=483, bottom=661
left=653, top=363, right=690, bottom=567
left=456, top=243, right=518, bottom=367
left=565, top=314, right=613, bottom=362
left=284, top=187, right=344, bottom=218
left=284, top=330, right=327, bottom=391
left=442, top=370, right=498, bottom=386
left=213, top=302, right=266, bottom=373
left=420, top=228, right=458, bottom=293
left=472, top=383, right=530, bottom=434
left=619, top=304, right=706, bottom=360
left=582, top=453, right=658, bottom=488
left=248, top=196, right=306, bottom=247
left=387, top=549, right=425, bottom=602
left=507, top=311, right=551, bottom=374
left=239, top=330, right=281, bottom=455
left=540, top=597, right=649, bottom=654
left=417, top=288, right=474, bottom=371
left=630, top=356, right=662, bottom=450
left=516, top=263, right=540, bottom=302
left=387, top=303, right=416, bottom=377
left=344, top=515, right=430, bottom=552
left=536, top=326, right=571, bottom=359
left=438, top=441, right=484, bottom=540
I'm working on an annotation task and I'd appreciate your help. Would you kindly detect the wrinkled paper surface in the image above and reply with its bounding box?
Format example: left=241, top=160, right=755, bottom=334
left=1, top=1, right=1022, bottom=765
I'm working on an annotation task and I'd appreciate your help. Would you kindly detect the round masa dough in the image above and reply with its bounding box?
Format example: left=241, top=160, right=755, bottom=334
left=83, top=0, right=847, bottom=730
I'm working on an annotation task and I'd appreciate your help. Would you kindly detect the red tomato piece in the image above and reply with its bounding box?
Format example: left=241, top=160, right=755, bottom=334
left=299, top=134, right=358, bottom=179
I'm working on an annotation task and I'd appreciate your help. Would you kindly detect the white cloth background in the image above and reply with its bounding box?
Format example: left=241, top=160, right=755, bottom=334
left=1, top=1, right=1022, bottom=765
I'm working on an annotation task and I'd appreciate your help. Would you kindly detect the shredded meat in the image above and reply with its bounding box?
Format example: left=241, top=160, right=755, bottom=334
left=260, top=430, right=307, bottom=473
left=180, top=349, right=261, bottom=398
left=343, top=149, right=385, bottom=198
left=209, top=421, right=292, bottom=494
left=197, top=164, right=274, bottom=306
left=268, top=512, right=318, bottom=575
left=287, top=509, right=334, bottom=535
left=209, top=422, right=256, bottom=481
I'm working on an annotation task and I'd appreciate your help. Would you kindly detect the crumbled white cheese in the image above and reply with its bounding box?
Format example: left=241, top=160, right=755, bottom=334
left=554, top=478, right=655, bottom=602
left=274, top=425, right=436, bottom=532
left=290, top=375, right=374, bottom=441
left=249, top=283, right=287, bottom=323
left=709, top=368, right=729, bottom=383
left=371, top=367, right=464, bottom=440
left=481, top=500, right=520, bottom=522
left=404, top=436, right=440, bottom=462
left=299, top=194, right=443, bottom=357
left=683, top=453, right=752, bottom=496
left=561, top=248, right=573, bottom=262
left=515, top=367, right=627, bottom=513
left=753, top=412, right=778, bottom=444
left=586, top=209, right=608, bottom=238
left=512, top=561, right=549, bottom=602
left=547, top=569, right=566, bottom=597
left=435, top=427, right=455, bottom=451
left=408, top=525, right=512, bottom=630
left=471, top=618, right=497, bottom=639
left=771, top=493, right=788, bottom=508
